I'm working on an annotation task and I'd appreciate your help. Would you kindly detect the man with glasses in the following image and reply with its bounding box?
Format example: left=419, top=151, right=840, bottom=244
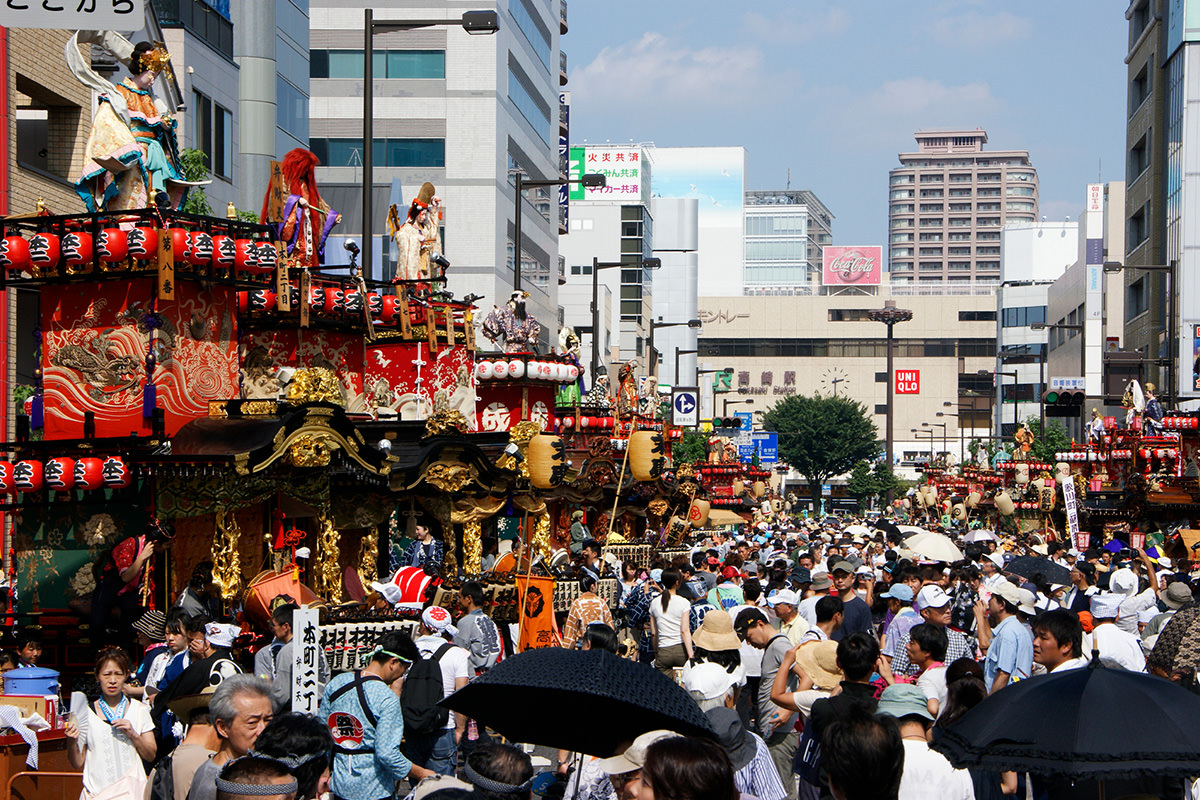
left=319, top=633, right=434, bottom=800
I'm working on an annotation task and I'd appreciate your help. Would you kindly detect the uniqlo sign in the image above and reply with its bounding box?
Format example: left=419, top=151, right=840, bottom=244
left=895, top=370, right=920, bottom=394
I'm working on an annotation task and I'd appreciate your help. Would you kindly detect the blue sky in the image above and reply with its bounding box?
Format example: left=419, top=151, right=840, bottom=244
left=565, top=1, right=1129, bottom=247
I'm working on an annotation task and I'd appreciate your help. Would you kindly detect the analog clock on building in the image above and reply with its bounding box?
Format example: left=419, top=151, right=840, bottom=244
left=820, top=368, right=849, bottom=398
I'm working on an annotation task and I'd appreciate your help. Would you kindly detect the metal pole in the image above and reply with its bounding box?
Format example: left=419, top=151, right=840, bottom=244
left=1011, top=374, right=1017, bottom=432
left=1168, top=261, right=1176, bottom=402
left=513, top=173, right=523, bottom=291
left=1039, top=356, right=1045, bottom=433
left=675, top=348, right=681, bottom=386
left=363, top=9, right=373, bottom=279
left=647, top=319, right=655, bottom=380
left=590, top=257, right=600, bottom=382
left=885, top=321, right=895, bottom=504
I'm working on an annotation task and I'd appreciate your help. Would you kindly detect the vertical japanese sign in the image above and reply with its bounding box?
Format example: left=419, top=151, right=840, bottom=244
left=569, top=146, right=586, bottom=200
left=559, top=92, right=570, bottom=231
left=1062, top=477, right=1084, bottom=551
left=292, top=607, right=320, bottom=714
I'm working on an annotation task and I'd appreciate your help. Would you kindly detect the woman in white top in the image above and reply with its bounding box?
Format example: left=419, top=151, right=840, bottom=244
left=649, top=567, right=693, bottom=677
left=66, top=646, right=157, bottom=799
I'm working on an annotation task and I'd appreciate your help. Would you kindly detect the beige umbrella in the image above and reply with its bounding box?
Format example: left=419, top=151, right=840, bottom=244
left=904, top=531, right=964, bottom=563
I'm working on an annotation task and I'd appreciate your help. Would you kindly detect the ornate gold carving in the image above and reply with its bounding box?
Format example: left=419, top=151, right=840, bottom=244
left=287, top=433, right=337, bottom=468
left=424, top=409, right=471, bottom=438
left=509, top=420, right=544, bottom=445
left=285, top=367, right=344, bottom=406
left=531, top=512, right=551, bottom=561
left=423, top=461, right=477, bottom=493
left=315, top=514, right=342, bottom=604
left=462, top=520, right=482, bottom=574
left=209, top=401, right=230, bottom=418
left=358, top=525, right=379, bottom=586
left=242, top=400, right=278, bottom=416
left=212, top=511, right=243, bottom=601
left=675, top=463, right=695, bottom=479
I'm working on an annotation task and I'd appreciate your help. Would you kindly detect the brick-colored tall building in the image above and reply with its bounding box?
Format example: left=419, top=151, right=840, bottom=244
left=888, top=129, right=1039, bottom=283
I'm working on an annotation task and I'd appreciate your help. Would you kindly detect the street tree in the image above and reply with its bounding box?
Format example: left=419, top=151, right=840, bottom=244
left=762, top=394, right=879, bottom=510
left=846, top=460, right=877, bottom=511
left=1025, top=416, right=1072, bottom=463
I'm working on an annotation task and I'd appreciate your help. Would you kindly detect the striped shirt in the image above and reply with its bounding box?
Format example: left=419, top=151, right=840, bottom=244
left=734, top=732, right=788, bottom=800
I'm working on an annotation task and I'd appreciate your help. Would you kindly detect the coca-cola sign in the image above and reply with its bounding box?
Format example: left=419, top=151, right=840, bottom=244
left=822, top=245, right=882, bottom=286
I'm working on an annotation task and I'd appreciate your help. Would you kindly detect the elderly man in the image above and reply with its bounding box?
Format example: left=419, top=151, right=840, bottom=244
left=766, top=588, right=810, bottom=645
left=185, top=675, right=275, bottom=800
left=883, top=585, right=974, bottom=679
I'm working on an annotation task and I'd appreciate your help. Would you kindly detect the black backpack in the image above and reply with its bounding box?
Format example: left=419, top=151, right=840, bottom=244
left=147, top=753, right=174, bottom=800
left=400, top=642, right=454, bottom=737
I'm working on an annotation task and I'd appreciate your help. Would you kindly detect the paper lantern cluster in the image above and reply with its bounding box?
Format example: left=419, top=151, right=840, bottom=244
left=0, top=228, right=276, bottom=275
left=557, top=416, right=616, bottom=430
left=1162, top=417, right=1199, bottom=430
left=476, top=358, right=579, bottom=383
left=0, top=455, right=132, bottom=493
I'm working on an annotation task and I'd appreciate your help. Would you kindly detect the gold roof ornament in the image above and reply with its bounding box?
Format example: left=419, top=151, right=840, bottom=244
left=285, top=367, right=344, bottom=406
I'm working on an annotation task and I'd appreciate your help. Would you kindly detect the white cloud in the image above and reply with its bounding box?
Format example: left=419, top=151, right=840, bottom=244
left=740, top=7, right=850, bottom=43
left=929, top=11, right=1033, bottom=49
left=571, top=32, right=766, bottom=114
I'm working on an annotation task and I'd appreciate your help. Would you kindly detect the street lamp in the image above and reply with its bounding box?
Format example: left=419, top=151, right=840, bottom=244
left=911, top=428, right=936, bottom=467
left=936, top=409, right=965, bottom=465
left=362, top=9, right=499, bottom=279
left=979, top=369, right=1019, bottom=436
left=512, top=172, right=605, bottom=290
left=674, top=349, right=698, bottom=387
left=648, top=318, right=701, bottom=381
left=1030, top=321, right=1084, bottom=430
left=722, top=398, right=754, bottom=417
left=1103, top=260, right=1177, bottom=401
left=590, top=256, right=661, bottom=382
left=923, top=421, right=947, bottom=465
left=867, top=300, right=913, bottom=504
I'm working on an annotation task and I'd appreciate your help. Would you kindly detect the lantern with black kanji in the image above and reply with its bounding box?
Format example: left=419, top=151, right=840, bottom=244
left=0, top=236, right=30, bottom=272
left=211, top=235, right=236, bottom=269
left=102, top=456, right=132, bottom=488
left=234, top=239, right=259, bottom=273
left=629, top=430, right=665, bottom=482
left=528, top=434, right=566, bottom=489
left=0, top=461, right=14, bottom=494
left=127, top=227, right=158, bottom=260
left=44, top=457, right=74, bottom=490
left=98, top=228, right=128, bottom=262
left=13, top=460, right=42, bottom=493
left=63, top=232, right=93, bottom=268
left=74, top=457, right=104, bottom=490
left=28, top=233, right=59, bottom=271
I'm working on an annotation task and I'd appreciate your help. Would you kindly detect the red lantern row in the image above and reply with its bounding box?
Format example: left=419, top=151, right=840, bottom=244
left=0, top=230, right=275, bottom=274
left=0, top=456, right=132, bottom=494
left=1162, top=417, right=1199, bottom=430
left=559, top=416, right=615, bottom=430
left=700, top=465, right=742, bottom=475
left=238, top=286, right=406, bottom=318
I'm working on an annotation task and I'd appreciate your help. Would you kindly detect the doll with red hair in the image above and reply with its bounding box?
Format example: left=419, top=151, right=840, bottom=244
left=263, top=148, right=340, bottom=267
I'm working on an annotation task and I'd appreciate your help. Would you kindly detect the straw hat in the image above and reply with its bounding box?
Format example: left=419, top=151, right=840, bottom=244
left=692, top=610, right=741, bottom=651
left=794, top=640, right=842, bottom=690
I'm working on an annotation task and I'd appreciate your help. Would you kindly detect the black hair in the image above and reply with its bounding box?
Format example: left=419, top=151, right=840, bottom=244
left=271, top=602, right=299, bottom=629
left=822, top=707, right=904, bottom=800
left=581, top=540, right=601, bottom=557
left=692, top=552, right=706, bottom=569
left=908, top=623, right=948, bottom=662
left=466, top=741, right=534, bottom=800
left=579, top=573, right=598, bottom=594
left=815, top=595, right=844, bottom=624
left=835, top=632, right=879, bottom=682
left=371, top=631, right=420, bottom=665
left=661, top=568, right=682, bottom=612
left=0, top=651, right=18, bottom=670
left=945, top=657, right=984, bottom=684
left=643, top=736, right=737, bottom=800
left=129, top=42, right=157, bottom=75
left=460, top=581, right=487, bottom=609
left=253, top=712, right=332, bottom=800
left=741, top=578, right=762, bottom=603
left=734, top=607, right=768, bottom=636
left=691, top=647, right=741, bottom=675
left=580, top=623, right=618, bottom=654
left=935, top=675, right=987, bottom=728
left=165, top=607, right=189, bottom=634
left=1032, top=608, right=1083, bottom=659
left=184, top=614, right=212, bottom=637
left=189, top=561, right=214, bottom=592
left=15, top=631, right=40, bottom=649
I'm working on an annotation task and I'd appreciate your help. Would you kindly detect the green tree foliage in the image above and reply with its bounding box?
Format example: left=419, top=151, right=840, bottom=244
left=180, top=148, right=212, bottom=216
left=761, top=394, right=879, bottom=509
left=846, top=460, right=877, bottom=511
left=672, top=431, right=707, bottom=466
left=1025, top=416, right=1072, bottom=463
left=872, top=460, right=899, bottom=506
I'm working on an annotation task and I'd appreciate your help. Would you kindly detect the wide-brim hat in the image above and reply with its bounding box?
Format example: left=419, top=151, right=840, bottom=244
left=693, top=610, right=741, bottom=651
left=167, top=684, right=217, bottom=720
left=795, top=640, right=842, bottom=690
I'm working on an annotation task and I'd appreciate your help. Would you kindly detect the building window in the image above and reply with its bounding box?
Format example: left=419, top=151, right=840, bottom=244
left=1129, top=133, right=1150, bottom=181
left=310, top=49, right=446, bottom=79
left=309, top=137, right=445, bottom=167
left=1130, top=65, right=1151, bottom=117
left=192, top=89, right=232, bottom=179
left=1126, top=277, right=1149, bottom=320
left=1128, top=204, right=1149, bottom=248
left=958, top=310, right=997, bottom=321
left=874, top=404, right=888, bottom=415
left=508, top=62, right=552, bottom=146
left=1001, top=305, right=1047, bottom=328
left=508, top=0, right=552, bottom=71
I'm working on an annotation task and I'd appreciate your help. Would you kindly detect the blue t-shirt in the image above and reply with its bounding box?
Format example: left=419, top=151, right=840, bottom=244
left=831, top=596, right=873, bottom=641
left=984, top=615, right=1033, bottom=687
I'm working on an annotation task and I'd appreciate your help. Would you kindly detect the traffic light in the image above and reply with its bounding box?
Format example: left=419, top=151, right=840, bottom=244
left=711, top=416, right=741, bottom=431
left=1043, top=389, right=1085, bottom=417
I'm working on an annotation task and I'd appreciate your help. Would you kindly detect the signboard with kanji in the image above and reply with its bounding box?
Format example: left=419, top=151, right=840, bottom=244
left=575, top=147, right=642, bottom=201
left=292, top=607, right=320, bottom=714
left=895, top=370, right=920, bottom=394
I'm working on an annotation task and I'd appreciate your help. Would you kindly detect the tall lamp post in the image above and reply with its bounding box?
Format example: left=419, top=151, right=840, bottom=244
left=911, top=428, right=936, bottom=467
left=722, top=398, right=754, bottom=417
left=936, top=406, right=964, bottom=464
left=363, top=9, right=499, bottom=279
left=648, top=318, right=701, bottom=382
left=512, top=172, right=605, bottom=290
left=923, top=421, right=947, bottom=466
left=1030, top=321, right=1083, bottom=430
left=867, top=300, right=913, bottom=505
left=978, top=369, right=1019, bottom=437
left=674, top=349, right=698, bottom=387
left=590, top=256, right=661, bottom=382
left=1103, top=260, right=1178, bottom=402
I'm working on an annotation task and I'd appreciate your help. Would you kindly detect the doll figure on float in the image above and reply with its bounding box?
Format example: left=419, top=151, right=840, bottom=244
left=263, top=148, right=340, bottom=268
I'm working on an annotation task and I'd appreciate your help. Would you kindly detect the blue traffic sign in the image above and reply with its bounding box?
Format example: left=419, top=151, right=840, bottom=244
left=672, top=389, right=699, bottom=426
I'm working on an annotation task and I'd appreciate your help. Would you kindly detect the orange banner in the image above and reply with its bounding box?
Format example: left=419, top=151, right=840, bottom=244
left=517, top=575, right=559, bottom=652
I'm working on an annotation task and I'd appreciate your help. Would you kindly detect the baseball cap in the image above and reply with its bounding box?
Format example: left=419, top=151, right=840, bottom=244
left=743, top=562, right=759, bottom=576
left=682, top=662, right=737, bottom=702
left=879, top=584, right=914, bottom=602
left=767, top=589, right=799, bottom=607
left=876, top=684, right=934, bottom=722
left=831, top=560, right=856, bottom=575
left=734, top=607, right=768, bottom=638
left=721, top=566, right=747, bottom=580
left=421, top=605, right=458, bottom=636
left=915, top=585, right=950, bottom=610
left=991, top=581, right=1022, bottom=608
left=596, top=730, right=682, bottom=775
left=985, top=552, right=1005, bottom=570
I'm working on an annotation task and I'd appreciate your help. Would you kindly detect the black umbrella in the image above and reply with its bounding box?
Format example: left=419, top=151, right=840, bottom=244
left=1003, top=555, right=1071, bottom=586
left=933, top=657, right=1200, bottom=780
left=441, top=647, right=714, bottom=756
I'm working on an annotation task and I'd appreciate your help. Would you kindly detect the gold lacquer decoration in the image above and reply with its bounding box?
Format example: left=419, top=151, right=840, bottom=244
left=212, top=511, right=243, bottom=601
left=315, top=514, right=342, bottom=604
left=424, top=409, right=471, bottom=438
left=422, top=461, right=476, bottom=493
left=285, top=367, right=344, bottom=406
left=358, top=525, right=379, bottom=586
left=462, top=521, right=482, bottom=574
left=531, top=512, right=552, bottom=561
left=287, top=432, right=336, bottom=468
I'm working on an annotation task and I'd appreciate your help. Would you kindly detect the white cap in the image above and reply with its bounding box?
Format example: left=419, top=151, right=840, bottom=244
left=915, top=585, right=950, bottom=610
left=370, top=581, right=403, bottom=606
left=1090, top=592, right=1123, bottom=619
left=1109, top=568, right=1138, bottom=598
left=1016, top=589, right=1038, bottom=616
left=767, top=588, right=800, bottom=607
left=596, top=730, right=682, bottom=775
left=991, top=581, right=1022, bottom=608
left=421, top=605, right=458, bottom=636
left=986, top=552, right=1005, bottom=569
left=682, top=662, right=737, bottom=701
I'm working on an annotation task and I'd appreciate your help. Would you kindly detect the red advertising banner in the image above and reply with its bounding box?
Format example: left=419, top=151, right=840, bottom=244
left=895, top=370, right=920, bottom=394
left=822, top=245, right=882, bottom=286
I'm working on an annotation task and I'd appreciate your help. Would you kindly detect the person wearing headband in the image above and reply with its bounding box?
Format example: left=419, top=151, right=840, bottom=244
left=319, top=632, right=434, bottom=800
left=251, top=713, right=333, bottom=800
left=215, top=756, right=297, bottom=800
left=462, top=742, right=534, bottom=800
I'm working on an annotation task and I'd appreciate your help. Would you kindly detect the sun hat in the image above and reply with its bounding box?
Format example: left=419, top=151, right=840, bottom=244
left=596, top=730, right=681, bottom=774
left=421, top=605, right=458, bottom=636
left=810, top=572, right=833, bottom=591
left=649, top=568, right=663, bottom=583
left=831, top=560, right=856, bottom=575
left=767, top=588, right=799, bottom=607
left=1164, top=581, right=1193, bottom=610
left=916, top=584, right=950, bottom=610
left=1108, top=568, right=1138, bottom=598
left=166, top=684, right=218, bottom=720
left=1016, top=589, right=1038, bottom=617
left=1089, top=592, right=1123, bottom=619
left=791, top=567, right=812, bottom=585
left=876, top=683, right=934, bottom=722
left=985, top=552, right=1005, bottom=570
left=692, top=610, right=742, bottom=651
left=794, top=640, right=842, bottom=690
left=705, top=707, right=757, bottom=771
left=879, top=584, right=914, bottom=602
left=683, top=662, right=737, bottom=702
left=743, top=562, right=759, bottom=576
left=1137, top=606, right=1161, bottom=625
left=132, top=609, right=166, bottom=642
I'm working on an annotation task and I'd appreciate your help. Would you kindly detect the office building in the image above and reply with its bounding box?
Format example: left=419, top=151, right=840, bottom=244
left=889, top=129, right=1039, bottom=283
left=309, top=0, right=567, bottom=350
left=743, top=189, right=833, bottom=295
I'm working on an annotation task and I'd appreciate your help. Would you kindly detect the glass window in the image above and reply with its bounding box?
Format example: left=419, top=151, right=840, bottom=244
left=387, top=50, right=446, bottom=79
left=308, top=138, right=445, bottom=168
left=508, top=0, right=551, bottom=71
left=276, top=76, right=308, bottom=142
left=508, top=64, right=551, bottom=146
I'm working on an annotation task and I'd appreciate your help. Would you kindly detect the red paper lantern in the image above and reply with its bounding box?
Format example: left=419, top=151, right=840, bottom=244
left=307, top=286, right=324, bottom=310
left=234, top=239, right=259, bottom=272
left=562, top=417, right=573, bottom=429
left=186, top=231, right=213, bottom=265
left=74, top=457, right=104, bottom=490
left=380, top=295, right=400, bottom=323
left=580, top=416, right=591, bottom=429
left=255, top=242, right=278, bottom=272
left=127, top=227, right=158, bottom=260
left=211, top=235, right=236, bottom=268
left=323, top=288, right=345, bottom=314
left=28, top=232, right=60, bottom=269
left=236, top=291, right=249, bottom=314
left=344, top=290, right=362, bottom=313
left=44, top=457, right=74, bottom=491
left=62, top=232, right=93, bottom=266
left=102, top=456, right=132, bottom=488
left=13, top=460, right=42, bottom=493
left=98, top=228, right=129, bottom=262
left=0, top=236, right=30, bottom=271
left=248, top=289, right=276, bottom=312
left=0, top=462, right=12, bottom=494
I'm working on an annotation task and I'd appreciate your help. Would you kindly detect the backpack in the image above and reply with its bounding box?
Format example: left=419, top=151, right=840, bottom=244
left=147, top=753, right=174, bottom=800
left=400, top=642, right=454, bottom=737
